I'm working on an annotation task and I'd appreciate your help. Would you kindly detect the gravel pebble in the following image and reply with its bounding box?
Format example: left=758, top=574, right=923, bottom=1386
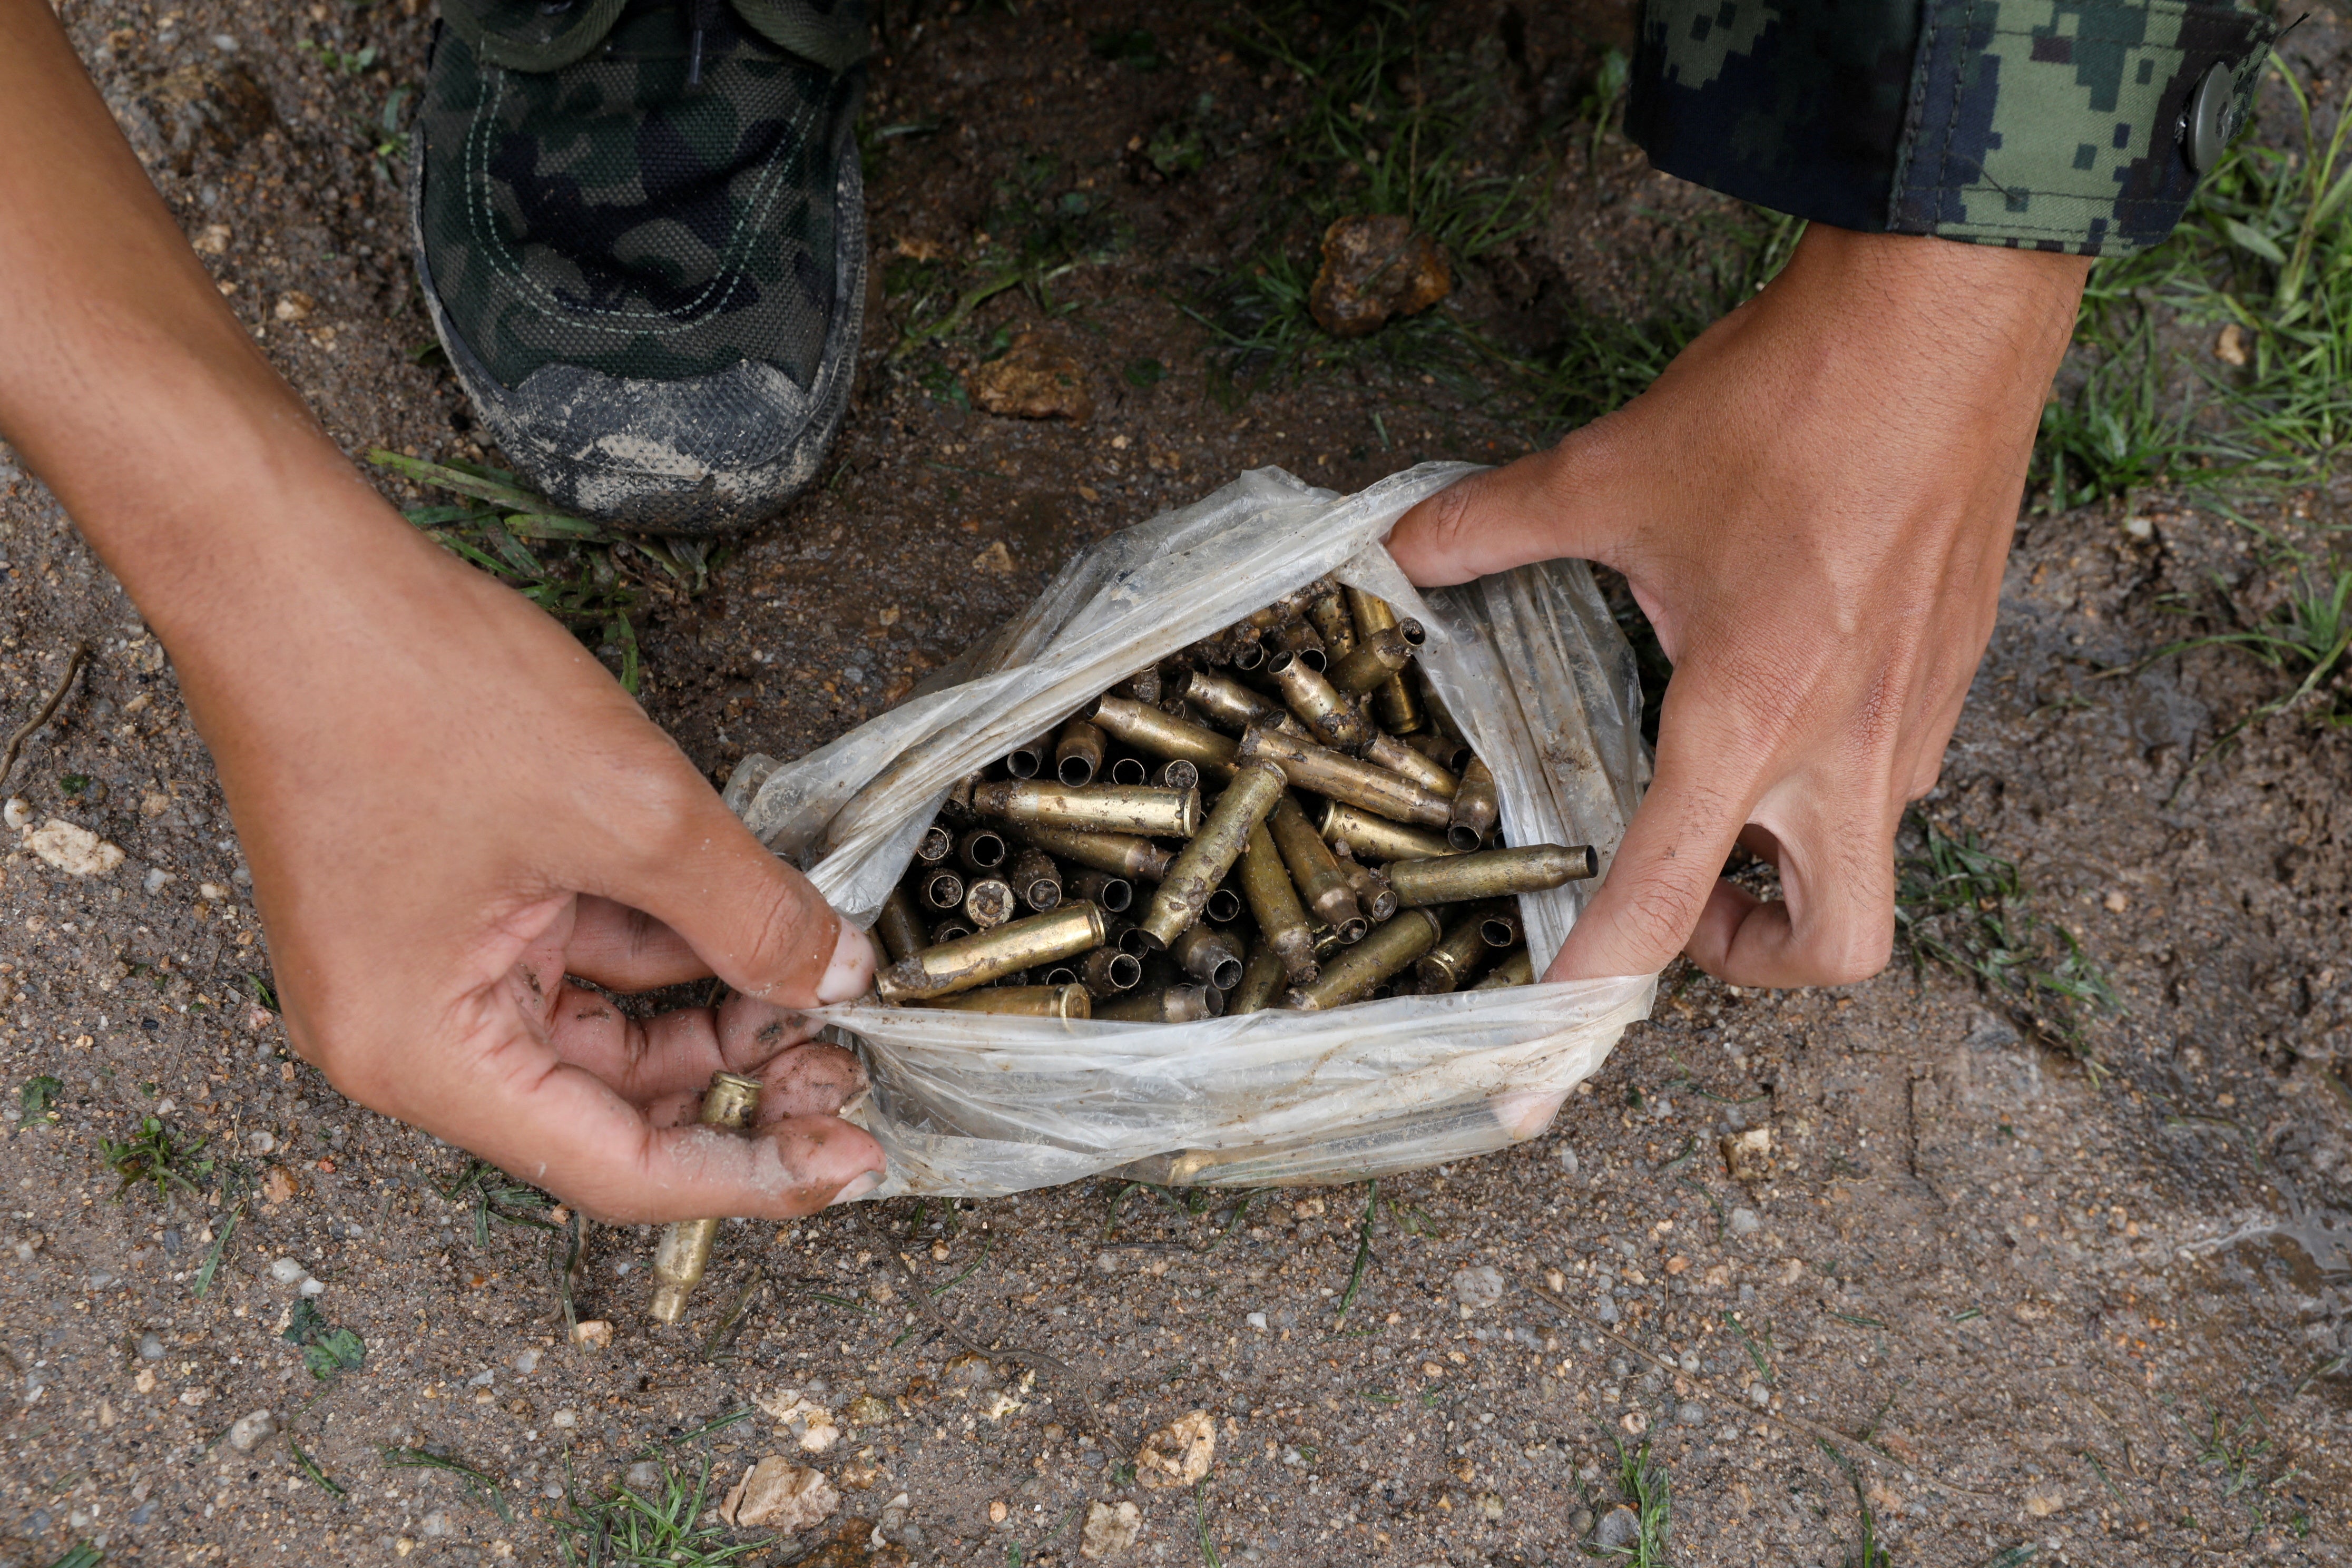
left=1449, top=1265, right=1504, bottom=1307
left=268, top=1256, right=307, bottom=1285
left=1730, top=1207, right=1761, bottom=1237
left=226, top=1408, right=278, bottom=1452
left=1595, top=1504, right=1641, bottom=1549
left=138, top=1332, right=164, bottom=1361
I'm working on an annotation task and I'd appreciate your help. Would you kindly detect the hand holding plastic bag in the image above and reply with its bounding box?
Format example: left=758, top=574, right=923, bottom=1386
left=726, top=465, right=1657, bottom=1197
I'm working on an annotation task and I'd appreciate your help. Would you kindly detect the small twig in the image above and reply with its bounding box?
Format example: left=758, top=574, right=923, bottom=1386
left=0, top=641, right=89, bottom=791
left=1521, top=1281, right=2001, bottom=1502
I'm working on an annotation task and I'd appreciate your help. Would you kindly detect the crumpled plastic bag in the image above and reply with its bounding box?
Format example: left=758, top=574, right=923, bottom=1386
left=725, top=464, right=1655, bottom=1197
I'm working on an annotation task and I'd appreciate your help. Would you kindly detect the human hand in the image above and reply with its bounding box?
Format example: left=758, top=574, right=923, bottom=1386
left=1390, top=224, right=2090, bottom=987
left=179, top=502, right=887, bottom=1223
left=0, top=0, right=882, bottom=1221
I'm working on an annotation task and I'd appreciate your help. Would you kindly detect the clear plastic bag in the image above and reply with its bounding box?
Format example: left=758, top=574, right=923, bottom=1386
left=726, top=464, right=1657, bottom=1197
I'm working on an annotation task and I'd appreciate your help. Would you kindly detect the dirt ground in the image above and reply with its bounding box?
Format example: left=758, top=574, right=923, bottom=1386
left=4, top=2, right=2349, bottom=1565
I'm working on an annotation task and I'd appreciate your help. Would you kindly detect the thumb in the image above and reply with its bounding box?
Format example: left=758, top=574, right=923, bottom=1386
left=1546, top=703, right=1762, bottom=982
left=615, top=792, right=875, bottom=1008
left=1386, top=418, right=1641, bottom=588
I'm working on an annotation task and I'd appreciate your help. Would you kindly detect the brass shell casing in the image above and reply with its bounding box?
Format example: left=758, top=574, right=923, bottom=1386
left=917, top=868, right=966, bottom=911
left=915, top=825, right=954, bottom=865
left=1237, top=818, right=1319, bottom=982
left=1365, top=731, right=1458, bottom=798
left=1226, top=943, right=1288, bottom=1014
left=1107, top=756, right=1150, bottom=787
left=876, top=885, right=927, bottom=966
left=1202, top=885, right=1244, bottom=925
left=1240, top=577, right=1335, bottom=636
left=1267, top=795, right=1367, bottom=943
left=1344, top=589, right=1425, bottom=731
left=1305, top=589, right=1358, bottom=660
left=1066, top=867, right=1133, bottom=913
left=1005, top=847, right=1063, bottom=912
left=1326, top=624, right=1416, bottom=697
left=1138, top=763, right=1286, bottom=947
left=876, top=903, right=1110, bottom=1003
left=919, top=984, right=1092, bottom=1019
left=929, top=918, right=973, bottom=946
left=1403, top=730, right=1472, bottom=771
left=1113, top=667, right=1163, bottom=705
left=1237, top=726, right=1452, bottom=829
left=1089, top=696, right=1241, bottom=781
left=956, top=826, right=1008, bottom=873
left=1170, top=922, right=1247, bottom=992
left=1268, top=651, right=1374, bottom=752
left=1168, top=670, right=1288, bottom=737
left=648, top=1071, right=764, bottom=1325
left=1081, top=946, right=1144, bottom=998
left=1054, top=719, right=1108, bottom=788
left=1095, top=984, right=1223, bottom=1023
left=1468, top=948, right=1536, bottom=989
left=1157, top=759, right=1201, bottom=794
left=964, top=878, right=1015, bottom=929
left=1335, top=851, right=1398, bottom=923
left=1387, top=845, right=1596, bottom=907
left=1273, top=619, right=1327, bottom=671
left=972, top=779, right=1202, bottom=839
left=1447, top=757, right=1500, bottom=850
left=1282, top=907, right=1443, bottom=1011
left=1319, top=801, right=1460, bottom=863
left=1010, top=822, right=1171, bottom=883
left=1006, top=733, right=1054, bottom=780
left=1415, top=903, right=1515, bottom=993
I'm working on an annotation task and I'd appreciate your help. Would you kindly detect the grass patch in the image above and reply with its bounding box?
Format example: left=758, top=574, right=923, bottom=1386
left=1602, top=1438, right=1672, bottom=1564
left=553, top=1453, right=754, bottom=1567
left=2047, top=48, right=2351, bottom=505
left=99, top=1115, right=212, bottom=1204
left=367, top=450, right=725, bottom=696
left=441, top=1158, right=561, bottom=1248
left=1895, top=815, right=2118, bottom=1054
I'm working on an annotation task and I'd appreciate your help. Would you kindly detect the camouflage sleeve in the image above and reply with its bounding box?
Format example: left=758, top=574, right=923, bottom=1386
left=1625, top=0, right=2280, bottom=256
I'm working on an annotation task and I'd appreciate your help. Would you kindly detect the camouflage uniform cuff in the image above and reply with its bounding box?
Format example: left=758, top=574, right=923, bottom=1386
left=1629, top=0, right=2279, bottom=258
left=438, top=0, right=868, bottom=74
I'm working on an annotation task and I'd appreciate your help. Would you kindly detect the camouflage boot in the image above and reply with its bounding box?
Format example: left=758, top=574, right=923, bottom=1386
left=411, top=0, right=868, bottom=533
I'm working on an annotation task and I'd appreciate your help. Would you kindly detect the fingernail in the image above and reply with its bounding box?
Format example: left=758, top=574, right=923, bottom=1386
left=816, top=920, right=876, bottom=1005
left=827, top=1169, right=883, bottom=1207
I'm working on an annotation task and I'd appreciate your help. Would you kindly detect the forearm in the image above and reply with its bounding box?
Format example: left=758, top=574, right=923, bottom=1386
left=0, top=1, right=415, bottom=640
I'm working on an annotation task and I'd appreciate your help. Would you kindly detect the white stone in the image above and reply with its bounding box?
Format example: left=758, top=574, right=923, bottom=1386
left=298, top=1277, right=325, bottom=1298
left=718, top=1458, right=837, bottom=1533
left=27, top=819, right=125, bottom=877
left=226, top=1409, right=278, bottom=1452
left=143, top=868, right=175, bottom=895
left=1244, top=1312, right=1267, bottom=1331
left=2, top=798, right=30, bottom=830
left=1729, top=1207, right=1762, bottom=1237
left=1080, top=1499, right=1143, bottom=1559
left=1449, top=1265, right=1505, bottom=1308
left=513, top=1349, right=540, bottom=1375
left=247, top=1130, right=275, bottom=1155
left=551, top=1409, right=578, bottom=1429
left=268, top=1257, right=307, bottom=1285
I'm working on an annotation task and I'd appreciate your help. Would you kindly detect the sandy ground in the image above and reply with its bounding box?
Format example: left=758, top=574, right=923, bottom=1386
left=3, top=2, right=2348, bottom=1565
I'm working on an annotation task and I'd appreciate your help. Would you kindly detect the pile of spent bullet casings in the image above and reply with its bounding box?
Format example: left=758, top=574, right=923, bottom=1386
left=868, top=579, right=1596, bottom=1020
